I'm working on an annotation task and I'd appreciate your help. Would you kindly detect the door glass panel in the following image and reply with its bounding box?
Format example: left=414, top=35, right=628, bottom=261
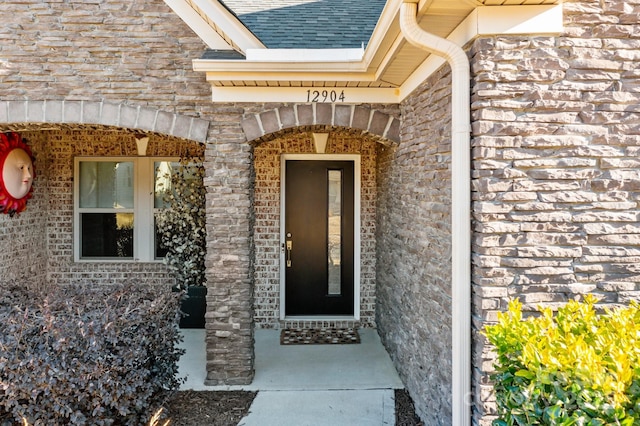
left=327, top=170, right=342, bottom=295
left=79, top=161, right=134, bottom=208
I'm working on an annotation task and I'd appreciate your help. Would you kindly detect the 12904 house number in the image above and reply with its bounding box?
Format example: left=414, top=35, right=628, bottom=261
left=306, top=89, right=346, bottom=103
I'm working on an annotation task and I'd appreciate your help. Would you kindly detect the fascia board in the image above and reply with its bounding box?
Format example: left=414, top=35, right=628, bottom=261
left=361, top=0, right=404, bottom=66
left=192, top=59, right=371, bottom=74
left=192, top=0, right=404, bottom=73
left=163, top=0, right=234, bottom=49
left=246, top=48, right=365, bottom=63
left=202, top=71, right=379, bottom=83
left=372, top=30, right=406, bottom=82
left=190, top=0, right=265, bottom=52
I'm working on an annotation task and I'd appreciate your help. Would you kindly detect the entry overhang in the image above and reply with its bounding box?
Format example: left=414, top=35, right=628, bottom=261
left=189, top=4, right=563, bottom=103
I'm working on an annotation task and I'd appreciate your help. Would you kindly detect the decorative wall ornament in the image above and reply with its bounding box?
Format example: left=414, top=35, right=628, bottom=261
left=312, top=132, right=329, bottom=154
left=0, top=132, right=35, bottom=216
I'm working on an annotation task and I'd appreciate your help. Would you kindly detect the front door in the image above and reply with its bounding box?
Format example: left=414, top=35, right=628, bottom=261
left=283, top=158, right=356, bottom=316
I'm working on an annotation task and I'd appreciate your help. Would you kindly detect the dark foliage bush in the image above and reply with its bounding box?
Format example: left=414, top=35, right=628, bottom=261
left=0, top=282, right=185, bottom=425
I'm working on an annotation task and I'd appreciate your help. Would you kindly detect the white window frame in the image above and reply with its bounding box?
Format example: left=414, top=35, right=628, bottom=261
left=73, top=156, right=178, bottom=263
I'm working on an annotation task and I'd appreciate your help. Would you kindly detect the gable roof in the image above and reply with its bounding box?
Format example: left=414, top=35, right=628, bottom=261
left=220, top=0, right=387, bottom=49
left=165, top=0, right=562, bottom=103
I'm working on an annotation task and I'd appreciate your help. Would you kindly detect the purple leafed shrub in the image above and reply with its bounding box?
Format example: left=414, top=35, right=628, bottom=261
left=0, top=282, right=185, bottom=425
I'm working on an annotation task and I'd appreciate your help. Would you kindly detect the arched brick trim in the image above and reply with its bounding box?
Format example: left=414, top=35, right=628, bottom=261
left=0, top=100, right=210, bottom=143
left=241, top=104, right=400, bottom=145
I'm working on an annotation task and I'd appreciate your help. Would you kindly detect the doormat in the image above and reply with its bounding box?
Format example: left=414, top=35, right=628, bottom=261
left=280, top=328, right=360, bottom=345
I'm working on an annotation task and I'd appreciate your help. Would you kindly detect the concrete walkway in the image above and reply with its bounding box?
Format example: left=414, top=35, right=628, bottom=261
left=178, top=328, right=404, bottom=425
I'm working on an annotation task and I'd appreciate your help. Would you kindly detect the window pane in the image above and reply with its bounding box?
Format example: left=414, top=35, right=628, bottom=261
left=81, top=213, right=134, bottom=258
left=328, top=170, right=342, bottom=296
left=154, top=161, right=176, bottom=209
left=154, top=215, right=168, bottom=259
left=79, top=161, right=134, bottom=208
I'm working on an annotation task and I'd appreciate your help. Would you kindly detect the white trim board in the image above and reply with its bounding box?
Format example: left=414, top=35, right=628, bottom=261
left=164, top=0, right=265, bottom=52
left=279, top=154, right=362, bottom=322
left=163, top=0, right=235, bottom=50
left=211, top=87, right=399, bottom=104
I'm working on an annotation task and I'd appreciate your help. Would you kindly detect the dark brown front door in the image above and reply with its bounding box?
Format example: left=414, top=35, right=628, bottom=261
left=284, top=160, right=354, bottom=316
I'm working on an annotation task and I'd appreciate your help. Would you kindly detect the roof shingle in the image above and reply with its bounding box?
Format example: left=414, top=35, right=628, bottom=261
left=220, top=0, right=387, bottom=49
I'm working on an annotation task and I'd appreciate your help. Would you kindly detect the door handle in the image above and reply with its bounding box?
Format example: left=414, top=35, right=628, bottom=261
left=286, top=240, right=292, bottom=267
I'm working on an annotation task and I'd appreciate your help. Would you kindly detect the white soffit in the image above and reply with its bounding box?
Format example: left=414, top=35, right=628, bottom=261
left=477, top=4, right=563, bottom=35
left=193, top=4, right=563, bottom=103
left=399, top=4, right=563, bottom=100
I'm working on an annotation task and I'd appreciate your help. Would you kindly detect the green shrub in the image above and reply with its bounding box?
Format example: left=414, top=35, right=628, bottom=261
left=484, top=295, right=640, bottom=425
left=155, top=158, right=206, bottom=290
left=0, top=282, right=185, bottom=425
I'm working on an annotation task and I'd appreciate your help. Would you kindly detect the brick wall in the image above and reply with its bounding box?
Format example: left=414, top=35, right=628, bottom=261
left=0, top=133, right=47, bottom=285
left=253, top=130, right=378, bottom=329
left=471, top=0, right=640, bottom=423
left=0, top=0, right=214, bottom=285
left=377, top=65, right=454, bottom=424
left=0, top=127, right=203, bottom=286
left=43, top=128, right=203, bottom=286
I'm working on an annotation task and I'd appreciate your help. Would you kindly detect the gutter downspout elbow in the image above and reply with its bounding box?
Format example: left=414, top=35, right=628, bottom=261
left=400, top=2, right=471, bottom=426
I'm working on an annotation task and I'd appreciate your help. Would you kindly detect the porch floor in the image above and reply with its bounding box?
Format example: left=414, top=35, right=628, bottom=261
left=178, top=328, right=404, bottom=425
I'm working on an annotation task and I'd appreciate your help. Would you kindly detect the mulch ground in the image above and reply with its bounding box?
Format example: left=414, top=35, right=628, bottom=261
left=164, top=389, right=423, bottom=426
left=394, top=389, right=424, bottom=426
left=2, top=389, right=421, bottom=425
left=163, top=391, right=256, bottom=426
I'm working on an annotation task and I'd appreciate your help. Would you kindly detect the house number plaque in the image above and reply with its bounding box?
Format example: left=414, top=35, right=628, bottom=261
left=306, top=89, right=346, bottom=103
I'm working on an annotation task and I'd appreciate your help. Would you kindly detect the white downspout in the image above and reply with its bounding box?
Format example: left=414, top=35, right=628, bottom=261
left=399, top=2, right=471, bottom=426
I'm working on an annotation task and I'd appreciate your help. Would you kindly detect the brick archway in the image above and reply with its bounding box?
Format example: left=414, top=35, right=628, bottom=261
left=240, top=104, right=400, bottom=144
left=203, top=103, right=401, bottom=386
left=0, top=100, right=210, bottom=142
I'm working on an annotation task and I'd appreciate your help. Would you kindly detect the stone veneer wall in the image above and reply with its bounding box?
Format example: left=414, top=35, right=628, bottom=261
left=0, top=0, right=212, bottom=116
left=377, top=65, right=454, bottom=424
left=471, top=0, right=640, bottom=424
left=253, top=130, right=378, bottom=329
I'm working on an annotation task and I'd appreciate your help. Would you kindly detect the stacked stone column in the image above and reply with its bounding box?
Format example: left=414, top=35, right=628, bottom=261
left=203, top=113, right=255, bottom=385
